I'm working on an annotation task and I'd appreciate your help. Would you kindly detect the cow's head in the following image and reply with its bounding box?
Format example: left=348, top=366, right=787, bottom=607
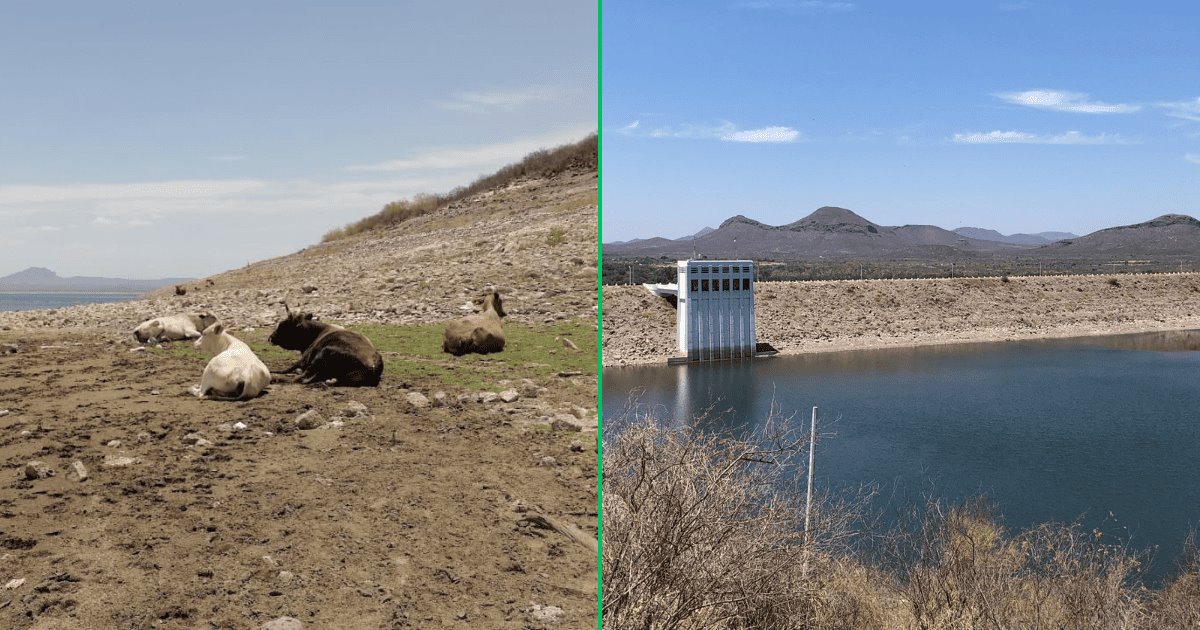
left=196, top=312, right=218, bottom=330
left=268, top=304, right=323, bottom=351
left=133, top=318, right=163, bottom=343
left=480, top=291, right=506, bottom=318
left=194, top=322, right=227, bottom=355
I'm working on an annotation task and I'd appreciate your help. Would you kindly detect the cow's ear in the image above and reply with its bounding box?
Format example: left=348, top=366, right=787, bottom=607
left=212, top=323, right=225, bottom=335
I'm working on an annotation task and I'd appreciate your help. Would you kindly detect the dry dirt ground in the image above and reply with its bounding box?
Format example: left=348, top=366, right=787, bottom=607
left=603, top=272, right=1200, bottom=366
left=0, top=168, right=598, bottom=629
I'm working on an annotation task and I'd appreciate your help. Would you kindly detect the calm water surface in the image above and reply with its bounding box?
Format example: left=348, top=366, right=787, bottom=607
left=603, top=332, right=1200, bottom=581
left=0, top=292, right=140, bottom=312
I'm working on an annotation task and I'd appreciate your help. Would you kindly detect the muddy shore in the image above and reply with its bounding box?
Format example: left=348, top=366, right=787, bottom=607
left=602, top=273, right=1200, bottom=367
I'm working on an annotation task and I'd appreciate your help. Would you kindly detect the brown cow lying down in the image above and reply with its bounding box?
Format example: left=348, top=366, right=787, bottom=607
left=268, top=306, right=383, bottom=386
left=443, top=291, right=506, bottom=356
left=133, top=312, right=217, bottom=343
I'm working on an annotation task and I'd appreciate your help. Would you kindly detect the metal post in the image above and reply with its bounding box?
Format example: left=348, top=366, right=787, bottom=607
left=804, top=406, right=817, bottom=542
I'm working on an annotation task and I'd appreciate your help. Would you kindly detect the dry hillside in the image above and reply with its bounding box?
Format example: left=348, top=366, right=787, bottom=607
left=0, top=165, right=598, bottom=629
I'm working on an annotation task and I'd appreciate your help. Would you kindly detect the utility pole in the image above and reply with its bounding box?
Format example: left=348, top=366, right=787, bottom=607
left=803, top=406, right=818, bottom=577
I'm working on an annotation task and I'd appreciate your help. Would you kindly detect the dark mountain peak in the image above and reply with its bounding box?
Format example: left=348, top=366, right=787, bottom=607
left=718, top=214, right=770, bottom=229
left=785, top=206, right=880, bottom=234
left=1101, top=214, right=1200, bottom=233
left=4, top=267, right=60, bottom=281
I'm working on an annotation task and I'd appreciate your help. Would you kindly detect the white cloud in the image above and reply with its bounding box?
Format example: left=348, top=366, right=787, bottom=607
left=344, top=127, right=594, bottom=172
left=721, top=126, right=801, bottom=143
left=1186, top=153, right=1200, bottom=165
left=952, top=130, right=1131, bottom=145
left=737, top=1, right=855, bottom=12
left=437, top=85, right=562, bottom=113
left=92, top=216, right=113, bottom=226
left=622, top=120, right=640, bottom=132
left=1158, top=97, right=1200, bottom=122
left=996, top=90, right=1140, bottom=114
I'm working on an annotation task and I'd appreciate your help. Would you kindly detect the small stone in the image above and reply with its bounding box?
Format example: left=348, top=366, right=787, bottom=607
left=511, top=500, right=528, bottom=513
left=499, top=389, right=520, bottom=403
left=556, top=370, right=582, bottom=378
left=295, top=409, right=324, bottom=430
left=539, top=456, right=557, bottom=467
left=405, top=392, right=429, bottom=409
left=570, top=406, right=590, bottom=420
left=4, top=578, right=25, bottom=590
left=261, top=617, right=303, bottom=630
left=128, top=346, right=146, bottom=353
left=150, top=389, right=161, bottom=396
left=480, top=392, right=499, bottom=404
left=346, top=400, right=370, bottom=417
left=231, top=421, right=248, bottom=432
left=194, top=438, right=214, bottom=447
left=551, top=415, right=584, bottom=432
left=569, top=441, right=584, bottom=453
left=182, top=432, right=204, bottom=444
left=0, top=409, right=9, bottom=417
left=322, top=419, right=346, bottom=429
left=528, top=604, right=564, bottom=624
left=23, top=461, right=54, bottom=480
left=70, top=460, right=89, bottom=481
left=301, top=285, right=317, bottom=294
left=431, top=391, right=448, bottom=407
left=560, top=337, right=579, bottom=351
left=0, top=344, right=17, bottom=355
left=277, top=570, right=296, bottom=584
left=103, top=455, right=141, bottom=468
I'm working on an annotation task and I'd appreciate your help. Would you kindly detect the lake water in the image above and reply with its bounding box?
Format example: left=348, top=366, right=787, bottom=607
left=602, top=332, right=1200, bottom=582
left=0, top=292, right=141, bottom=312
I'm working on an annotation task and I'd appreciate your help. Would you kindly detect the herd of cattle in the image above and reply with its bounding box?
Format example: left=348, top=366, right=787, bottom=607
left=130, top=291, right=508, bottom=401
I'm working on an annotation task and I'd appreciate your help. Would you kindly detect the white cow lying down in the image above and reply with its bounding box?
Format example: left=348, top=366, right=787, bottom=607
left=193, top=323, right=270, bottom=401
left=133, top=312, right=217, bottom=343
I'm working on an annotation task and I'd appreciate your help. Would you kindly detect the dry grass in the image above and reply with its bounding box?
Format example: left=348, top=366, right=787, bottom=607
left=323, top=133, right=597, bottom=242
left=602, top=407, right=1200, bottom=629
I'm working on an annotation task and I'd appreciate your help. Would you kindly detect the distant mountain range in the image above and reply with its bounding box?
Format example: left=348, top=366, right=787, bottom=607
left=603, top=206, right=1198, bottom=262
left=0, top=267, right=194, bottom=293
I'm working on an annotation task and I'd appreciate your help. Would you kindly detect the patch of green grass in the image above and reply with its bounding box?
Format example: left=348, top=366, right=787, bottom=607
left=352, top=320, right=595, bottom=392
left=166, top=321, right=596, bottom=394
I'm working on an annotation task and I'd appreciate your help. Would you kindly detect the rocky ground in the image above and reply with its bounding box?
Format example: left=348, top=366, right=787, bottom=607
left=0, top=167, right=598, bottom=629
left=603, top=272, right=1200, bottom=366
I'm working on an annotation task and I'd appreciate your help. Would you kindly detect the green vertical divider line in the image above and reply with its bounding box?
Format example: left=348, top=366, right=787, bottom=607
left=595, top=0, right=604, bottom=627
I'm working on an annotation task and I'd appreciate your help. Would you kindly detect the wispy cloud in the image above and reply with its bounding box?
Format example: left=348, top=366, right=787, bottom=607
left=1186, top=153, right=1200, bottom=165
left=344, top=127, right=594, bottom=172
left=621, top=120, right=640, bottom=133
left=996, top=90, right=1140, bottom=114
left=642, top=120, right=802, bottom=143
left=436, top=85, right=561, bottom=113
left=721, top=126, right=802, bottom=143
left=952, top=130, right=1131, bottom=145
left=736, top=0, right=855, bottom=12
left=1158, top=97, right=1200, bottom=122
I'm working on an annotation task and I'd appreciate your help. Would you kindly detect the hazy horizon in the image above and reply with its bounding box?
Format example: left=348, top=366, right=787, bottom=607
left=1, top=1, right=597, bottom=279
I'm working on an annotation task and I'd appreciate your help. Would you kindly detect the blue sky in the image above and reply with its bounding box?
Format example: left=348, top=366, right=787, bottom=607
left=0, top=1, right=596, bottom=278
left=602, top=1, right=1200, bottom=242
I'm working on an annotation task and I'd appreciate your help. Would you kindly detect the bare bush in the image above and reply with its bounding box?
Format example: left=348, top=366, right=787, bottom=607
left=601, top=402, right=881, bottom=629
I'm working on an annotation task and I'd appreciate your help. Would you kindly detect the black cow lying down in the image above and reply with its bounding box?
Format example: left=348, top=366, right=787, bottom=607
left=268, top=305, right=383, bottom=386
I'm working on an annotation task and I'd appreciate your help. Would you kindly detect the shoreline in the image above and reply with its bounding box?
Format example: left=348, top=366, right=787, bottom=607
left=602, top=273, right=1200, bottom=367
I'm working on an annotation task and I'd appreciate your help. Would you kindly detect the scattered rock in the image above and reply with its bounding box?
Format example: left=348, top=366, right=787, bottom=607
left=528, top=604, right=564, bottom=624
left=560, top=337, right=580, bottom=351
left=70, top=460, right=89, bottom=481
left=346, top=400, right=370, bottom=417
left=0, top=344, right=17, bottom=355
left=499, top=389, right=520, bottom=403
left=231, top=421, right=249, bottom=432
left=277, top=570, right=296, bottom=584
left=3, top=578, right=25, bottom=590
left=570, top=406, right=590, bottom=420
left=557, top=370, right=582, bottom=377
left=301, top=285, right=318, bottom=294
left=569, top=441, right=584, bottom=453
left=431, top=391, right=448, bottom=407
left=479, top=392, right=499, bottom=404
left=150, top=389, right=161, bottom=396
left=23, top=461, right=54, bottom=480
left=129, top=346, right=147, bottom=353
left=539, top=456, right=557, bottom=467
left=511, top=500, right=529, bottom=513
left=295, top=409, right=324, bottom=430
left=261, top=617, right=303, bottom=630
left=0, top=409, right=9, bottom=417
left=405, top=391, right=430, bottom=410
left=551, top=415, right=585, bottom=432
left=103, top=455, right=141, bottom=468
